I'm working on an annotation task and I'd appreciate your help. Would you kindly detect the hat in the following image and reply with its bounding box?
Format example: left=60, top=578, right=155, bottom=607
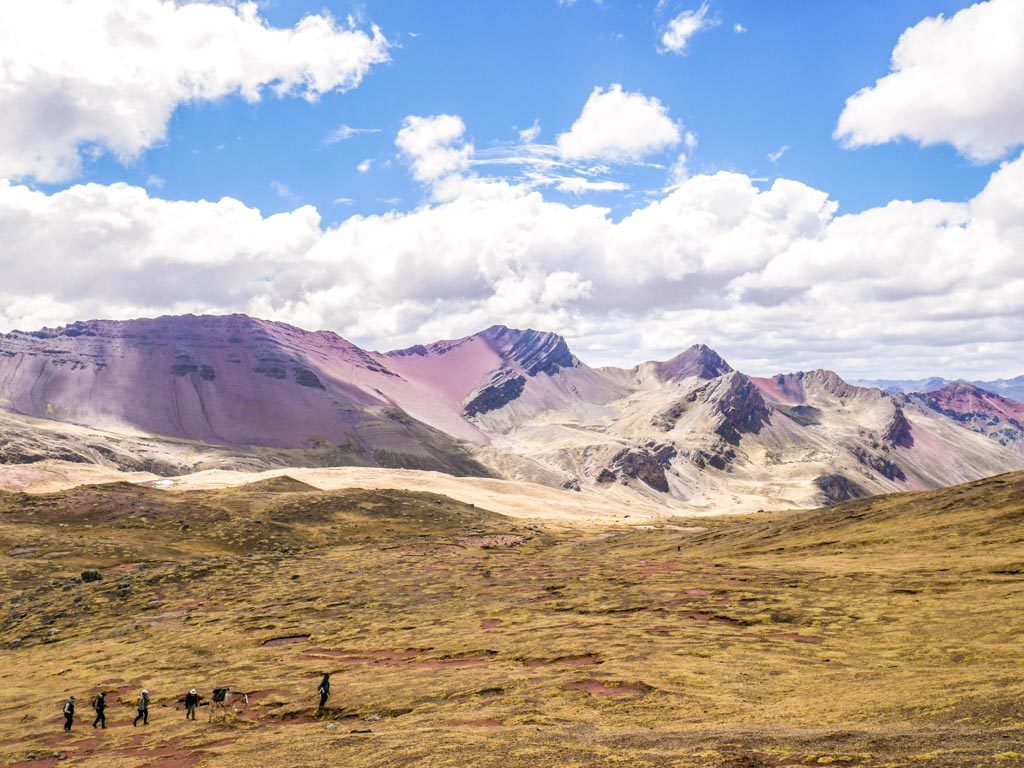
left=190, top=689, right=197, bottom=695
left=69, top=696, right=75, bottom=701
left=142, top=689, right=149, bottom=694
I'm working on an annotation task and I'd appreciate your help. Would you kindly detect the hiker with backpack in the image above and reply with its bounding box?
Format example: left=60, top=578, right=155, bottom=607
left=92, top=692, right=106, bottom=728
left=185, top=688, right=200, bottom=720
left=317, top=673, right=330, bottom=712
left=133, top=689, right=150, bottom=726
left=62, top=696, right=75, bottom=732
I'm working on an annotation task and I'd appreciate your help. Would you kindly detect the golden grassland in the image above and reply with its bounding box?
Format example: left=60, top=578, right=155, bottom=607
left=1, top=472, right=1023, bottom=767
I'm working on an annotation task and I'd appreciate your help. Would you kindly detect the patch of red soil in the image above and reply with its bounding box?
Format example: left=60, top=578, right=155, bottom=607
left=524, top=655, right=601, bottom=667
left=638, top=560, right=683, bottom=578
left=446, top=718, right=502, bottom=728
left=564, top=680, right=647, bottom=696
left=481, top=619, right=503, bottom=629
left=262, top=634, right=310, bottom=646
left=683, top=588, right=712, bottom=596
left=108, top=562, right=146, bottom=574
left=779, top=632, right=825, bottom=644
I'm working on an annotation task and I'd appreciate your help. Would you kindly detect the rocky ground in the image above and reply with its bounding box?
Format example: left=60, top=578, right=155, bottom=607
left=1, top=472, right=1022, bottom=767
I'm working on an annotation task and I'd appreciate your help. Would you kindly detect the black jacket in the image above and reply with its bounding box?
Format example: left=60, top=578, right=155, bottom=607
left=185, top=692, right=199, bottom=708
left=64, top=701, right=75, bottom=717
left=93, top=696, right=106, bottom=711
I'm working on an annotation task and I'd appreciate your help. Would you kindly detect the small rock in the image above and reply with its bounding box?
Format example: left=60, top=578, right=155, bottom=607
left=324, top=723, right=337, bottom=731
left=366, top=714, right=381, bottom=722
left=81, top=569, right=103, bottom=582
left=350, top=728, right=372, bottom=734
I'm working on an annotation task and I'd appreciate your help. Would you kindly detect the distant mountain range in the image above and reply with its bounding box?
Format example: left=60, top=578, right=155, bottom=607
left=855, top=375, right=1024, bottom=402
left=1, top=314, right=1021, bottom=512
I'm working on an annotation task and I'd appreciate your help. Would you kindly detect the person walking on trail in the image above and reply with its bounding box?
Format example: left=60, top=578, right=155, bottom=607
left=133, top=689, right=150, bottom=726
left=92, top=692, right=107, bottom=729
left=317, top=673, right=330, bottom=712
left=63, top=696, right=75, bottom=732
left=185, top=689, right=199, bottom=720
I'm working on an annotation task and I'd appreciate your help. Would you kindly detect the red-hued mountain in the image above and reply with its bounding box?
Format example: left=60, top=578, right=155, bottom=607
left=1, top=313, right=1022, bottom=511
left=0, top=315, right=612, bottom=470
left=916, top=382, right=1024, bottom=449
left=0, top=315, right=490, bottom=474
left=653, top=344, right=733, bottom=382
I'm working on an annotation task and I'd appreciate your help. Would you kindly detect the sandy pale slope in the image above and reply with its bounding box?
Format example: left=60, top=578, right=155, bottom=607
left=0, top=460, right=689, bottom=524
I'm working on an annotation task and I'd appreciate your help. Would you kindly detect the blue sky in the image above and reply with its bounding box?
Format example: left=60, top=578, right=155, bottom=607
left=67, top=0, right=988, bottom=223
left=2, top=0, right=1023, bottom=378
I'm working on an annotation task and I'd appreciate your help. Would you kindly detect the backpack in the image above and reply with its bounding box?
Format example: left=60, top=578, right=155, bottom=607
left=212, top=687, right=228, bottom=703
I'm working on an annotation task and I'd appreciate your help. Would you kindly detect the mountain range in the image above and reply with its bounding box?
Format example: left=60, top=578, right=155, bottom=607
left=1, top=313, right=1021, bottom=512
left=856, top=375, right=1024, bottom=402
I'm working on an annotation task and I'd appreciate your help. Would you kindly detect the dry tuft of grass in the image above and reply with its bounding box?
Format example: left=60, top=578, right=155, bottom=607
left=1, top=472, right=1023, bottom=767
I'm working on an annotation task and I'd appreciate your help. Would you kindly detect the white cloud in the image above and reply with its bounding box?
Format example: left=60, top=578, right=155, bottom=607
left=553, top=177, right=628, bottom=194
left=734, top=23, right=746, bottom=34
left=270, top=180, right=299, bottom=201
left=0, top=0, right=390, bottom=182
left=556, top=85, right=682, bottom=162
left=768, top=145, right=789, bottom=164
left=357, top=159, right=373, bottom=174
left=3, top=122, right=1024, bottom=378
left=145, top=175, right=165, bottom=190
left=666, top=154, right=689, bottom=186
left=333, top=197, right=354, bottom=206
left=323, top=125, right=381, bottom=146
left=835, top=0, right=1024, bottom=162
left=660, top=3, right=718, bottom=55
left=396, top=114, right=474, bottom=186
left=519, top=120, right=542, bottom=144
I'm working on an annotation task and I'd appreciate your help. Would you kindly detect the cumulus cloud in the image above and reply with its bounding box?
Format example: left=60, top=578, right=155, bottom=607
left=396, top=115, right=474, bottom=186
left=556, top=85, right=682, bottom=162
left=3, top=146, right=1024, bottom=378
left=0, top=0, right=390, bottom=182
left=660, top=3, right=718, bottom=55
left=836, top=0, right=1024, bottom=162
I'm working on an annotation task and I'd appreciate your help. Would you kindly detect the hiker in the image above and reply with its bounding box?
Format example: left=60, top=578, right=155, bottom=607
left=133, top=688, right=150, bottom=726
left=185, top=688, right=199, bottom=720
left=92, top=691, right=107, bottom=729
left=63, top=696, right=75, bottom=732
left=317, top=673, right=330, bottom=711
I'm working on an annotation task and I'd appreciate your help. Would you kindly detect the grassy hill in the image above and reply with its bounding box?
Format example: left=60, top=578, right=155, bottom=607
left=1, top=473, right=1022, bottom=767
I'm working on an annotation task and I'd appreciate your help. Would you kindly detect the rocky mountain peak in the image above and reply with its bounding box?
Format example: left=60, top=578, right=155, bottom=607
left=477, top=325, right=576, bottom=377
left=654, top=343, right=733, bottom=382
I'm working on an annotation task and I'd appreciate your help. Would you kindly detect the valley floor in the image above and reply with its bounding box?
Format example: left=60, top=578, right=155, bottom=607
left=1, top=473, right=1022, bottom=767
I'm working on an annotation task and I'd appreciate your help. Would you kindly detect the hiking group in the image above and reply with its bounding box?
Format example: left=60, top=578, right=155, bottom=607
left=59, top=677, right=330, bottom=731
